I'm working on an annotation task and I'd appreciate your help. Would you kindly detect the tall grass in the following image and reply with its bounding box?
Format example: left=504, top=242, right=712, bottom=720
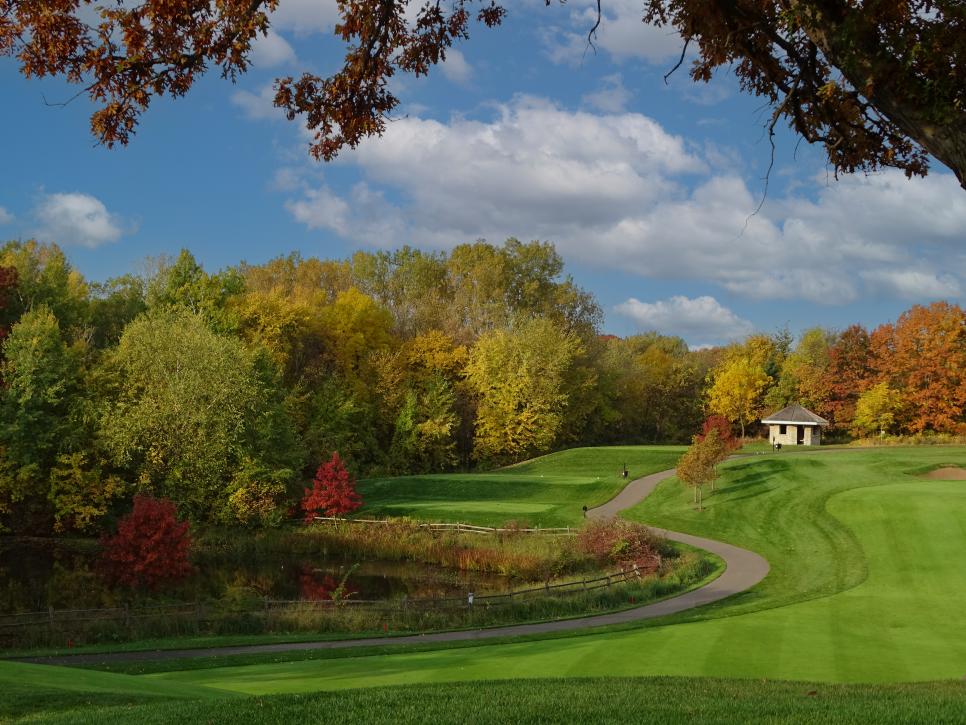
left=199, top=520, right=592, bottom=580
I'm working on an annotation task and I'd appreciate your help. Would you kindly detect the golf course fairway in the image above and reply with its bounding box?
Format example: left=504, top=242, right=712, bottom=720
left=145, top=447, right=966, bottom=691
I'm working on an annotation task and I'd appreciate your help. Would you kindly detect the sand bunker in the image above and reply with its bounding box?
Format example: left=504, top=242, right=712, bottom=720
left=919, top=467, right=966, bottom=480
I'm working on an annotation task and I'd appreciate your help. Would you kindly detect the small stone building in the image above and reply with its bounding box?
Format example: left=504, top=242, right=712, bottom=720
left=761, top=404, right=829, bottom=446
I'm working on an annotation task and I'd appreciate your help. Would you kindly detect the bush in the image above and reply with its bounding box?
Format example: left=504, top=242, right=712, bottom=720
left=100, top=495, right=193, bottom=590
left=577, top=518, right=663, bottom=572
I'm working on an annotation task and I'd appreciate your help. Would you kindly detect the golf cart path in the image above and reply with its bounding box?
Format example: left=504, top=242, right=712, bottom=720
left=22, top=467, right=769, bottom=666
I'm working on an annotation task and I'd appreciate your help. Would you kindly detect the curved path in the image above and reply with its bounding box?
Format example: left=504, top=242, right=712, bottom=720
left=22, top=468, right=769, bottom=666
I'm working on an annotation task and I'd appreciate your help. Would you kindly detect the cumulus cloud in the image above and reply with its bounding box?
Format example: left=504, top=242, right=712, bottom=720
left=441, top=49, right=473, bottom=85
left=283, top=96, right=966, bottom=305
left=616, top=295, right=755, bottom=346
left=34, top=192, right=124, bottom=248
left=250, top=30, right=297, bottom=67
left=0, top=206, right=12, bottom=224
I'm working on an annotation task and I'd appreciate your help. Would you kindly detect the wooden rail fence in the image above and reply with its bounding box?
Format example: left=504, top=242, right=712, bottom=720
left=313, top=516, right=577, bottom=535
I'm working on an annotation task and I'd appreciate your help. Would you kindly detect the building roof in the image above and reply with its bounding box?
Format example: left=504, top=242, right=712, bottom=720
left=761, top=404, right=829, bottom=426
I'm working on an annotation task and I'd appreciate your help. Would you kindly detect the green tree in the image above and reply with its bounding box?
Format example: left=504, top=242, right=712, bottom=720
left=145, top=249, right=244, bottom=333
left=0, top=241, right=89, bottom=337
left=99, top=308, right=272, bottom=518
left=0, top=306, right=83, bottom=526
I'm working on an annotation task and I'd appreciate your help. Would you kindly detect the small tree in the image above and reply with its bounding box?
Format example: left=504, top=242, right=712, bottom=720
left=676, top=432, right=724, bottom=509
left=100, top=495, right=193, bottom=590
left=302, top=452, right=363, bottom=521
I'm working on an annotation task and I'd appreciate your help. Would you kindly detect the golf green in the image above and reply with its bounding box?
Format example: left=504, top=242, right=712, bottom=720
left=356, top=445, right=686, bottom=527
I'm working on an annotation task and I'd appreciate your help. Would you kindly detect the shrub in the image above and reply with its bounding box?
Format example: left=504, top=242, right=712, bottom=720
left=302, top=452, right=363, bottom=521
left=100, top=495, right=193, bottom=590
left=577, top=518, right=663, bottom=572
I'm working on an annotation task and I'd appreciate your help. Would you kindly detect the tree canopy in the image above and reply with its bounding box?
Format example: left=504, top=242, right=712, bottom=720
left=2, top=1, right=963, bottom=186
left=0, top=237, right=962, bottom=536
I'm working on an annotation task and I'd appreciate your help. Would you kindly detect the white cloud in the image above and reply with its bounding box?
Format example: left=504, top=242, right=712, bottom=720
left=441, top=49, right=473, bottom=85
left=543, top=0, right=684, bottom=65
left=34, top=192, right=124, bottom=248
left=231, top=84, right=279, bottom=121
left=859, top=269, right=962, bottom=300
left=0, top=207, right=12, bottom=224
left=284, top=97, right=966, bottom=305
left=250, top=30, right=297, bottom=67
left=582, top=74, right=631, bottom=113
left=615, top=295, right=755, bottom=346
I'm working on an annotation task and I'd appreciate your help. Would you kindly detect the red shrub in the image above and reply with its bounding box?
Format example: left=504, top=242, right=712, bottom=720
left=302, top=452, right=363, bottom=521
left=697, top=415, right=742, bottom=451
left=577, top=518, right=662, bottom=572
left=100, top=495, right=193, bottom=590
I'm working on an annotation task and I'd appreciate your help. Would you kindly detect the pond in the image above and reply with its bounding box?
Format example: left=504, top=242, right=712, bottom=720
left=0, top=537, right=513, bottom=613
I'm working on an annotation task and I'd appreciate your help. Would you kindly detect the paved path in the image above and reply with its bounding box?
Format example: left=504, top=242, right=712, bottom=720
left=21, top=467, right=769, bottom=667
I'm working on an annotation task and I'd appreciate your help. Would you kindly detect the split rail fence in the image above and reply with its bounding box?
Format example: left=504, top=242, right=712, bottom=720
left=313, top=516, right=577, bottom=535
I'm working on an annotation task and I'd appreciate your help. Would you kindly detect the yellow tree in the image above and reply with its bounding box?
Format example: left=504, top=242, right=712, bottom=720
left=852, top=382, right=903, bottom=437
left=464, top=318, right=582, bottom=464
left=707, top=355, right=771, bottom=439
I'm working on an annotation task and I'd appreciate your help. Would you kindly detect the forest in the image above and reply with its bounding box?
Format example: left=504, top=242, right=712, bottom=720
left=0, top=238, right=963, bottom=536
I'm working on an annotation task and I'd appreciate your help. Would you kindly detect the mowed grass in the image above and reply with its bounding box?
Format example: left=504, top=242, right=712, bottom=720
left=0, top=660, right=232, bottom=721
left=140, top=447, right=966, bottom=689
left=19, top=678, right=966, bottom=724
left=357, top=446, right=686, bottom=527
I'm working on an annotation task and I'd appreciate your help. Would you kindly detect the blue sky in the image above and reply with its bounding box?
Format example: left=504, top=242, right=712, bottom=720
left=1, top=0, right=963, bottom=347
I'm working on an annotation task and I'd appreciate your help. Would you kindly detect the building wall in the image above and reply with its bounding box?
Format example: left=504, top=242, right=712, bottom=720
left=768, top=424, right=822, bottom=446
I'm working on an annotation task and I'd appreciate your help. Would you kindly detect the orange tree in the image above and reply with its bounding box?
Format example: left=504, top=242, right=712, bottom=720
left=2, top=1, right=963, bottom=186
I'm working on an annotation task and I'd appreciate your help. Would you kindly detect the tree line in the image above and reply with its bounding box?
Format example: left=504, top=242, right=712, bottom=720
left=0, top=239, right=962, bottom=535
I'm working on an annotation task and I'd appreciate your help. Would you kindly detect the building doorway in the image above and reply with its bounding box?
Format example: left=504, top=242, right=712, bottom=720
left=797, top=425, right=805, bottom=445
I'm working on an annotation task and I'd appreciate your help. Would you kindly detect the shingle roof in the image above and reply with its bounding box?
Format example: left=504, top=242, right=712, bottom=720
left=761, top=404, right=829, bottom=426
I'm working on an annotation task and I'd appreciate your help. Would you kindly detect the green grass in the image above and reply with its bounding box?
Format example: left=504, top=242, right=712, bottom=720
left=135, top=447, right=966, bottom=689
left=0, top=660, right=232, bottom=721
left=16, top=677, right=966, bottom=724
left=8, top=446, right=966, bottom=721
left=357, top=446, right=686, bottom=527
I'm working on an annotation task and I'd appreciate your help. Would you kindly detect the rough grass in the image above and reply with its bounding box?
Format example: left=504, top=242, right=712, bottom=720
left=9, top=677, right=966, bottom=724
left=357, top=446, right=686, bottom=527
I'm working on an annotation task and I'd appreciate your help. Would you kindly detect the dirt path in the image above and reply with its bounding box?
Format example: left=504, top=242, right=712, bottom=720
left=20, top=468, right=769, bottom=667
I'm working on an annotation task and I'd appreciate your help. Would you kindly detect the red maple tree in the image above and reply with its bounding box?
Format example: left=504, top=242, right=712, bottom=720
left=695, top=415, right=741, bottom=452
left=100, top=495, right=193, bottom=590
left=301, top=452, right=363, bottom=522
